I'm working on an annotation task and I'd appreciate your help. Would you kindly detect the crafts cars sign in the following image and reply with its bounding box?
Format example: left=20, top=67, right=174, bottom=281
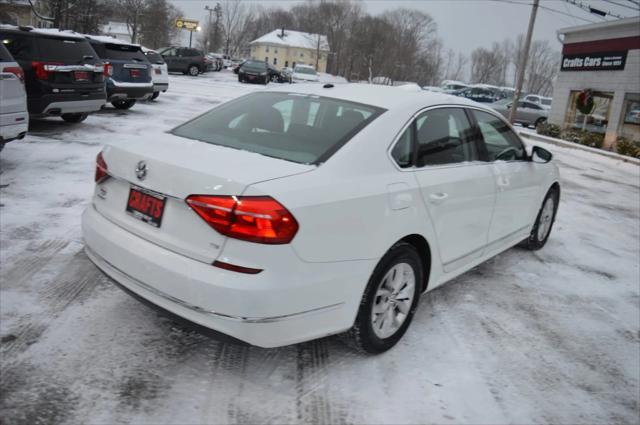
left=561, top=51, right=627, bottom=72
left=175, top=18, right=199, bottom=31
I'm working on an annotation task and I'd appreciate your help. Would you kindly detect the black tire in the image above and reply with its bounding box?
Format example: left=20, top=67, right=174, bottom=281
left=188, top=65, right=200, bottom=76
left=61, top=113, right=88, bottom=123
left=520, top=187, right=559, bottom=251
left=111, top=99, right=136, bottom=110
left=535, top=117, right=547, bottom=128
left=345, top=242, right=423, bottom=354
left=238, top=76, right=243, bottom=83
left=151, top=91, right=160, bottom=100
left=263, top=76, right=269, bottom=85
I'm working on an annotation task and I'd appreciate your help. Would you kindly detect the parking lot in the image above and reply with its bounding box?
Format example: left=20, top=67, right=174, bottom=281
left=1, top=71, right=639, bottom=424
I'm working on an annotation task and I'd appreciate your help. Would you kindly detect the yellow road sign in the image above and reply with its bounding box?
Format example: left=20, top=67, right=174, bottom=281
left=176, top=18, right=199, bottom=31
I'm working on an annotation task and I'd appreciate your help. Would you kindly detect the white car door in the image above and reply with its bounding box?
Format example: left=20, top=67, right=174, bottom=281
left=471, top=109, right=542, bottom=246
left=408, top=107, right=496, bottom=272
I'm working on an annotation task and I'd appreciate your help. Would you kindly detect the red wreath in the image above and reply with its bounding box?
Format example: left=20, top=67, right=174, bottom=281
left=576, top=89, right=595, bottom=115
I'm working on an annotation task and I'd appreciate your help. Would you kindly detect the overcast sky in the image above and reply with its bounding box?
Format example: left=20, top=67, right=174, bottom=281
left=169, top=0, right=640, bottom=56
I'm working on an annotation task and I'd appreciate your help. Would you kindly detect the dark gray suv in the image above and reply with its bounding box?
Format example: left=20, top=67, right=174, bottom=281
left=158, top=47, right=205, bottom=76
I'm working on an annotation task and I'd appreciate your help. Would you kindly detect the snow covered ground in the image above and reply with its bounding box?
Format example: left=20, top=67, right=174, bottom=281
left=1, top=71, right=639, bottom=425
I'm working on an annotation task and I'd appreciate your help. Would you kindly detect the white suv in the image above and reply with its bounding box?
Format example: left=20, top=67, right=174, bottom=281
left=0, top=42, right=28, bottom=152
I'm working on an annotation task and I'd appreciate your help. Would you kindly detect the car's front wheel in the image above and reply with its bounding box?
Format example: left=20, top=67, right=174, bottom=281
left=111, top=99, right=136, bottom=110
left=61, top=113, right=88, bottom=123
left=521, top=187, right=559, bottom=250
left=346, top=242, right=422, bottom=354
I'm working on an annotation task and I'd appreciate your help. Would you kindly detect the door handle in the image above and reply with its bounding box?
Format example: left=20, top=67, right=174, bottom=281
left=429, top=192, right=448, bottom=204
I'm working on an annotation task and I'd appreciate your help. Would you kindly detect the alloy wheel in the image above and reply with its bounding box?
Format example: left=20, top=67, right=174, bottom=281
left=537, top=197, right=555, bottom=241
left=371, top=262, right=416, bottom=339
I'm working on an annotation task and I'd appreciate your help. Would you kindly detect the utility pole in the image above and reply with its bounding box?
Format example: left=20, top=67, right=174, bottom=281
left=509, top=0, right=539, bottom=124
left=204, top=5, right=215, bottom=53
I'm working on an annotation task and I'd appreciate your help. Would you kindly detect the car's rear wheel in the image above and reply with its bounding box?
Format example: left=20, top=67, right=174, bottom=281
left=188, top=65, right=199, bottom=76
left=61, top=113, right=88, bottom=123
left=112, top=99, right=136, bottom=110
left=345, top=242, right=422, bottom=354
left=521, top=187, right=559, bottom=250
left=535, top=117, right=547, bottom=129
left=151, top=91, right=160, bottom=100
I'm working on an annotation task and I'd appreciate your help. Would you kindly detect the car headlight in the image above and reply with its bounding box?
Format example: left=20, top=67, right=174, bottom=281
left=261, top=72, right=267, bottom=76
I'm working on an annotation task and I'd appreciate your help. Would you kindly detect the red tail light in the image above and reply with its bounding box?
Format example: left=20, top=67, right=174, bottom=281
left=186, top=195, right=298, bottom=244
left=3, top=66, right=24, bottom=83
left=95, top=152, right=109, bottom=183
left=103, top=62, right=113, bottom=77
left=31, top=61, right=61, bottom=80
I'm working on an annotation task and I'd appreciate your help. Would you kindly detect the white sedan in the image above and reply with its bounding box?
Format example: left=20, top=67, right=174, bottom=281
left=82, top=84, right=560, bottom=353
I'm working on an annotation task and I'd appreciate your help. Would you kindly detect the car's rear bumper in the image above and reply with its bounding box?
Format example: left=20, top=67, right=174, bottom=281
left=82, top=204, right=373, bottom=347
left=153, top=82, right=169, bottom=92
left=107, top=81, right=154, bottom=101
left=0, top=115, right=28, bottom=143
left=29, top=93, right=106, bottom=116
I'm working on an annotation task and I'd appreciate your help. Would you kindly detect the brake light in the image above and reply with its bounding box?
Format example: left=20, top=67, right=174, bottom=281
left=186, top=195, right=298, bottom=244
left=3, top=66, right=24, bottom=83
left=31, top=61, right=61, bottom=80
left=95, top=152, right=109, bottom=183
left=103, top=62, right=113, bottom=77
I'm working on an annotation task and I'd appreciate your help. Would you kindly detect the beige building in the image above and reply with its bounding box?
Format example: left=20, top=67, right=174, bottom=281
left=549, top=17, right=640, bottom=147
left=249, top=29, right=330, bottom=73
left=0, top=0, right=48, bottom=27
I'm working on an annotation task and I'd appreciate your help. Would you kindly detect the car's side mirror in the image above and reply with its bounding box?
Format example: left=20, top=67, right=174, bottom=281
left=531, top=146, right=552, bottom=163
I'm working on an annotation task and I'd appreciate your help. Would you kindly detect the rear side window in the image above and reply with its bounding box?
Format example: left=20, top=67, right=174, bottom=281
left=92, top=43, right=147, bottom=62
left=0, top=42, right=13, bottom=61
left=145, top=51, right=164, bottom=64
left=36, top=37, right=97, bottom=63
left=1, top=33, right=33, bottom=60
left=473, top=110, right=526, bottom=161
left=415, top=108, right=477, bottom=166
left=171, top=92, right=385, bottom=164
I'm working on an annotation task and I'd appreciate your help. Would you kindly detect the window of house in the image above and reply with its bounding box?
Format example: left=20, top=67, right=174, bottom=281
left=274, top=48, right=278, bottom=54
left=265, top=56, right=268, bottom=63
left=265, top=46, right=269, bottom=52
left=619, top=93, right=640, bottom=142
left=273, top=57, right=277, bottom=65
left=300, top=52, right=304, bottom=57
left=285, top=60, right=289, bottom=67
left=565, top=90, right=613, bottom=134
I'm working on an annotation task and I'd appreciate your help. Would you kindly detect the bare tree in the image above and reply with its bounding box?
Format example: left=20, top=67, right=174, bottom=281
left=117, top=0, right=146, bottom=43
left=525, top=40, right=559, bottom=96
left=470, top=43, right=507, bottom=85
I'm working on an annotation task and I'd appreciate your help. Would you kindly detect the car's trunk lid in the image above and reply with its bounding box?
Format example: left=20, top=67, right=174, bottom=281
left=94, top=133, right=314, bottom=263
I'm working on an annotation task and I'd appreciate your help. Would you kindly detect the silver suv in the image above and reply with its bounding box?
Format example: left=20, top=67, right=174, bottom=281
left=0, top=42, right=28, bottom=152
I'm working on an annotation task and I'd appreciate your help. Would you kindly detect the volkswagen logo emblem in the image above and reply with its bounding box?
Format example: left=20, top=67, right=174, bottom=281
left=135, top=160, right=147, bottom=181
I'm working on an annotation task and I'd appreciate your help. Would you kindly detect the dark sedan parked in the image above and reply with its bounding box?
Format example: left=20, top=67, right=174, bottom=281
left=238, top=60, right=269, bottom=84
left=159, top=47, right=205, bottom=76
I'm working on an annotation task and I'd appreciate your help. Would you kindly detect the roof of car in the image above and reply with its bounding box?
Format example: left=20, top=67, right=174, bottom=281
left=84, top=34, right=140, bottom=47
left=0, top=25, right=87, bottom=40
left=266, top=83, right=490, bottom=112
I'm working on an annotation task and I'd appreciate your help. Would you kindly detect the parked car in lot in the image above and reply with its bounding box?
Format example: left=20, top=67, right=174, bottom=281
left=232, top=60, right=245, bottom=74
left=454, top=84, right=505, bottom=103
left=83, top=84, right=560, bottom=353
left=0, top=25, right=106, bottom=123
left=142, top=47, right=169, bottom=100
left=206, top=53, right=223, bottom=71
left=524, top=94, right=552, bottom=109
left=0, top=42, right=28, bottom=151
left=291, top=64, right=319, bottom=82
left=491, top=99, right=548, bottom=128
left=267, top=63, right=289, bottom=83
left=158, top=47, right=205, bottom=76
left=237, top=60, right=269, bottom=84
left=440, top=80, right=468, bottom=92
left=86, top=35, right=153, bottom=110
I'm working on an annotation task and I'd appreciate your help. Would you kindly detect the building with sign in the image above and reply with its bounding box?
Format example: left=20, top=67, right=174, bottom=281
left=548, top=17, right=640, bottom=147
left=250, top=29, right=330, bottom=73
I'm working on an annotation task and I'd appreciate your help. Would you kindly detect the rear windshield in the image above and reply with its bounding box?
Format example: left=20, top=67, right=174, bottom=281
left=171, top=92, right=385, bottom=164
left=37, top=37, right=97, bottom=63
left=241, top=60, right=266, bottom=71
left=295, top=67, right=316, bottom=75
left=91, top=43, right=147, bottom=62
left=145, top=50, right=164, bottom=64
left=0, top=42, right=13, bottom=61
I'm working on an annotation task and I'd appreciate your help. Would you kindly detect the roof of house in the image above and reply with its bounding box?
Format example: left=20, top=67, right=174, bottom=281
left=250, top=29, right=330, bottom=51
left=557, top=16, right=640, bottom=36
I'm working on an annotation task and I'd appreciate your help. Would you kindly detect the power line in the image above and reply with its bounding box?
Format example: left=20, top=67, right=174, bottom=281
left=562, top=0, right=627, bottom=19
left=487, top=0, right=597, bottom=23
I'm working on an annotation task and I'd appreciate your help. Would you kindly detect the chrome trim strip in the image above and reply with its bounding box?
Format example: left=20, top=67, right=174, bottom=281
left=85, top=246, right=344, bottom=323
left=110, top=81, right=153, bottom=88
left=123, top=63, right=148, bottom=69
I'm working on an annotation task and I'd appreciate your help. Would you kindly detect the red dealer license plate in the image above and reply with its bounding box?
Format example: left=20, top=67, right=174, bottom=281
left=126, top=186, right=166, bottom=228
left=74, top=71, right=89, bottom=81
left=130, top=69, right=141, bottom=78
